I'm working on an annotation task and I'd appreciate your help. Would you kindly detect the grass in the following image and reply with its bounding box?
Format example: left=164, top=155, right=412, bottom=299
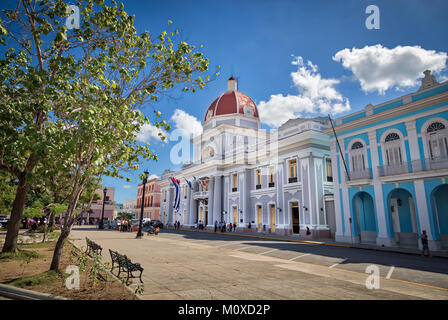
left=6, top=270, right=60, bottom=288
left=0, top=249, right=44, bottom=263
left=18, top=241, right=56, bottom=249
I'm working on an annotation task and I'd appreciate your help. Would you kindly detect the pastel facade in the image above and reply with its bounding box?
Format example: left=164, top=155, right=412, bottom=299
left=136, top=178, right=161, bottom=220
left=327, top=71, right=448, bottom=250
left=86, top=187, right=116, bottom=221
left=159, top=78, right=335, bottom=237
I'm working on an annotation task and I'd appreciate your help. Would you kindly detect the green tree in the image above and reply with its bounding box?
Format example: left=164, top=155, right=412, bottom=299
left=0, top=0, right=217, bottom=256
left=0, top=172, right=16, bottom=216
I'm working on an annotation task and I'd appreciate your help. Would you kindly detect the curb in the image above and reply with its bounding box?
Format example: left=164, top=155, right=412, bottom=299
left=172, top=228, right=448, bottom=258
left=0, top=283, right=66, bottom=300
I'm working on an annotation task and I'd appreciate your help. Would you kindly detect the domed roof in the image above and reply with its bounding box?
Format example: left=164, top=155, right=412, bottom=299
left=204, top=78, right=259, bottom=123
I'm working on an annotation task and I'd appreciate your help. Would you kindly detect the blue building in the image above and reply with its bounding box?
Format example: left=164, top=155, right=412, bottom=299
left=328, top=70, right=448, bottom=250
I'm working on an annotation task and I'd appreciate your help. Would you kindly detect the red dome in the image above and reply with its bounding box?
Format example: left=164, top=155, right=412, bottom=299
left=204, top=90, right=259, bottom=123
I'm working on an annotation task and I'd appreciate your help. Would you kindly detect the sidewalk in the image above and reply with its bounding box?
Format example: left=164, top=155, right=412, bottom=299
left=171, top=226, right=448, bottom=258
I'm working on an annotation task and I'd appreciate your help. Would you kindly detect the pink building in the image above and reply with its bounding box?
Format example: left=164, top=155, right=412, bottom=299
left=136, top=178, right=161, bottom=220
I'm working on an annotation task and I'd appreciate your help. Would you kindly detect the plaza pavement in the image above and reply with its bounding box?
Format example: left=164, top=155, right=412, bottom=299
left=69, top=226, right=448, bottom=300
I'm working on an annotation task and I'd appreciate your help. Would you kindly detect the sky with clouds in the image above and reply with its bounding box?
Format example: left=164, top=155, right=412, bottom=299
left=97, top=0, right=448, bottom=203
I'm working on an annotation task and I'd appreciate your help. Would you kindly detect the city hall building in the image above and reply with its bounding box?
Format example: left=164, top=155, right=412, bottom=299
left=327, top=71, right=448, bottom=250
left=159, top=77, right=336, bottom=238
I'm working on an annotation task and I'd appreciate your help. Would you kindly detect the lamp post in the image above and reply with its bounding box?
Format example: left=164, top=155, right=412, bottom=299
left=99, top=187, right=108, bottom=230
left=136, top=170, right=149, bottom=238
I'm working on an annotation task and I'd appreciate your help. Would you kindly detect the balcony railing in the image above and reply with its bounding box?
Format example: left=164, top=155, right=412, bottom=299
left=193, top=191, right=209, bottom=200
left=232, top=187, right=238, bottom=192
left=378, top=156, right=448, bottom=177
left=269, top=182, right=275, bottom=188
left=288, top=177, right=298, bottom=183
left=256, top=184, right=262, bottom=190
left=346, top=168, right=372, bottom=181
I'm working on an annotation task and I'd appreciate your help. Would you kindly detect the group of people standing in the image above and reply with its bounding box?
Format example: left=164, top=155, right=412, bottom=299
left=214, top=221, right=236, bottom=233
left=173, top=221, right=181, bottom=230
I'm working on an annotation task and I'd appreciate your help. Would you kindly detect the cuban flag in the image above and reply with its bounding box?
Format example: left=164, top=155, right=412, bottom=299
left=170, top=177, right=180, bottom=212
left=185, top=178, right=192, bottom=189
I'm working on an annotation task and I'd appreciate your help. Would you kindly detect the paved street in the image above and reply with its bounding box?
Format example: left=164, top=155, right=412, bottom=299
left=69, top=226, right=448, bottom=300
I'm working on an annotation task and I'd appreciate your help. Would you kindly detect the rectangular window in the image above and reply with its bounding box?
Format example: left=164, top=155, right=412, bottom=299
left=256, top=169, right=261, bottom=188
left=288, top=159, right=297, bottom=183
left=326, top=159, right=333, bottom=182
left=232, top=173, right=238, bottom=192
left=268, top=166, right=275, bottom=187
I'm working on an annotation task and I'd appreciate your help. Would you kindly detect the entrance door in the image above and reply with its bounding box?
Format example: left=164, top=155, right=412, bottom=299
left=270, top=204, right=276, bottom=233
left=257, top=206, right=262, bottom=231
left=199, top=207, right=203, bottom=223
left=232, top=207, right=238, bottom=225
left=204, top=206, right=208, bottom=226
left=291, top=202, right=300, bottom=234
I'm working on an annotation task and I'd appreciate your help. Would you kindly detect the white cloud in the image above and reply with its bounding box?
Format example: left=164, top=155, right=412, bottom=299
left=136, top=122, right=168, bottom=143
left=333, top=45, right=448, bottom=94
left=258, top=56, right=350, bottom=127
left=170, top=109, right=203, bottom=138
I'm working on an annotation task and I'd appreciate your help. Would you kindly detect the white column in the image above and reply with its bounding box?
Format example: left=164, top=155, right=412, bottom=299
left=207, top=177, right=215, bottom=227
left=405, top=120, right=420, bottom=160
left=414, top=180, right=442, bottom=250
left=213, top=175, right=222, bottom=225
left=331, top=139, right=344, bottom=240
left=368, top=131, right=393, bottom=246
left=189, top=182, right=198, bottom=225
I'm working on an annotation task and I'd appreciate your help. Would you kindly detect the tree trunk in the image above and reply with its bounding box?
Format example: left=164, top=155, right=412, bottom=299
left=49, top=226, right=71, bottom=271
left=49, top=185, right=83, bottom=271
left=48, top=211, right=55, bottom=228
left=2, top=175, right=29, bottom=253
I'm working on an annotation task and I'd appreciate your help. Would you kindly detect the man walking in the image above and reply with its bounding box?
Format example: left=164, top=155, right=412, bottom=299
left=420, top=230, right=432, bottom=257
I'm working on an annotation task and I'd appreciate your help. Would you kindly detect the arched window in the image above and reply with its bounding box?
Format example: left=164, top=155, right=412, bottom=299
left=427, top=122, right=446, bottom=133
left=427, top=122, right=448, bottom=160
left=350, top=141, right=365, bottom=172
left=385, top=133, right=400, bottom=142
left=384, top=133, right=402, bottom=166
left=351, top=141, right=364, bottom=150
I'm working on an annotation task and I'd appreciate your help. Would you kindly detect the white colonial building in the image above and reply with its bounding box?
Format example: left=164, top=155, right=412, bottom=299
left=159, top=77, right=336, bottom=238
left=327, top=71, right=448, bottom=250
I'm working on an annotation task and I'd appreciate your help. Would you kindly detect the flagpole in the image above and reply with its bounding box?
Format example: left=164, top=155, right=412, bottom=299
left=328, top=114, right=350, bottom=179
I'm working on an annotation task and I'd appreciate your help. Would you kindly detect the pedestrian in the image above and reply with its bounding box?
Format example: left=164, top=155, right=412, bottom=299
left=233, top=223, right=237, bottom=232
left=214, top=220, right=218, bottom=232
left=420, top=230, right=432, bottom=257
left=177, top=221, right=180, bottom=230
left=248, top=222, right=251, bottom=230
left=306, top=226, right=311, bottom=238
left=229, top=222, right=233, bottom=232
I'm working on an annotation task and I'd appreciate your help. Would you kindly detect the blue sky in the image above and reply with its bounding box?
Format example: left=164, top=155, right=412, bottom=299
left=76, top=1, right=448, bottom=202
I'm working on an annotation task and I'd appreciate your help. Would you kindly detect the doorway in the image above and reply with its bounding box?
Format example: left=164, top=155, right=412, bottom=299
left=257, top=205, right=262, bottom=231
left=291, top=202, right=300, bottom=234
left=232, top=206, right=238, bottom=225
left=270, top=204, right=276, bottom=233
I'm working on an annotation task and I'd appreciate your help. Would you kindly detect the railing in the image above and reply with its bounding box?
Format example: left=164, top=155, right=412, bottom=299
left=255, top=184, right=262, bottom=190
left=231, top=187, right=238, bottom=192
left=346, top=168, right=372, bottom=181
left=269, top=182, right=275, bottom=188
left=288, top=177, right=298, bottom=183
left=193, top=191, right=209, bottom=200
left=378, top=156, right=448, bottom=177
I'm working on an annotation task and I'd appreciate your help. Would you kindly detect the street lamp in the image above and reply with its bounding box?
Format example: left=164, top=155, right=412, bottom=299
left=99, top=187, right=108, bottom=230
left=136, top=170, right=149, bottom=238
